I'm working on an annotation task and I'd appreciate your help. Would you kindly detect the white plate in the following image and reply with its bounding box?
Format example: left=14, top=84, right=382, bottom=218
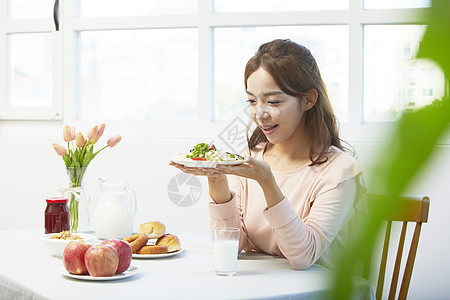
left=132, top=249, right=184, bottom=259
left=171, top=159, right=244, bottom=168
left=60, top=265, right=138, bottom=281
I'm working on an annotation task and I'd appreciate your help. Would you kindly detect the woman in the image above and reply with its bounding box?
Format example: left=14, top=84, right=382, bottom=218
left=171, top=39, right=365, bottom=270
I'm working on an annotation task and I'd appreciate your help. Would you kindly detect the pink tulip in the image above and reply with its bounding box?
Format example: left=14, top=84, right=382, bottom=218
left=87, top=125, right=98, bottom=141
left=76, top=132, right=85, bottom=148
left=63, top=126, right=76, bottom=142
left=53, top=143, right=67, bottom=156
left=96, top=123, right=106, bottom=139
left=107, top=135, right=122, bottom=148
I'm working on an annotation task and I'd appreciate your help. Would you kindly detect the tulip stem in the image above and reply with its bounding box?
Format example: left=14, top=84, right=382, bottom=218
left=94, top=145, right=109, bottom=156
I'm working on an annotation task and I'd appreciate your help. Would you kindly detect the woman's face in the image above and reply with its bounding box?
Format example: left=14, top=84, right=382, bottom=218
left=246, top=67, right=307, bottom=145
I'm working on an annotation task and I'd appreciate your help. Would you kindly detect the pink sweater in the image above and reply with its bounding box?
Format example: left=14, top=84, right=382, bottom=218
left=209, top=144, right=366, bottom=269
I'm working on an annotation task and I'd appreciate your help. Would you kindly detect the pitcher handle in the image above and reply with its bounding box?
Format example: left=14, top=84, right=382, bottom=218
left=128, top=189, right=137, bottom=216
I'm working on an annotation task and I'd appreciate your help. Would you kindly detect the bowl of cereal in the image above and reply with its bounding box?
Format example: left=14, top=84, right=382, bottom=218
left=41, top=231, right=96, bottom=258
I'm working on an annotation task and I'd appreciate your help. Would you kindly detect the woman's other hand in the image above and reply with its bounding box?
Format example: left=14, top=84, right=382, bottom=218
left=168, top=161, right=225, bottom=179
left=168, top=161, right=231, bottom=204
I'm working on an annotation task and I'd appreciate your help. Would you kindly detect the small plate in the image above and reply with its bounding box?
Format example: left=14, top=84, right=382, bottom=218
left=171, top=159, right=244, bottom=168
left=132, top=249, right=184, bottom=259
left=60, top=266, right=138, bottom=281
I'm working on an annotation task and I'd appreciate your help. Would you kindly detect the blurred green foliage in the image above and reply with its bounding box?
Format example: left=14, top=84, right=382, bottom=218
left=332, top=0, right=450, bottom=298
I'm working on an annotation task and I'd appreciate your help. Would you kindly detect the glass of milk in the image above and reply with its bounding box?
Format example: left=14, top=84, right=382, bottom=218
left=213, top=227, right=240, bottom=276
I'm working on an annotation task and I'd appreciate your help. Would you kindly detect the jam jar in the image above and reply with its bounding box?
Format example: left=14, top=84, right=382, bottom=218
left=45, top=197, right=70, bottom=234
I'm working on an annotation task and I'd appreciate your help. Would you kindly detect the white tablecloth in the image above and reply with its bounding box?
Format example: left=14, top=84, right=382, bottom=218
left=0, top=229, right=374, bottom=299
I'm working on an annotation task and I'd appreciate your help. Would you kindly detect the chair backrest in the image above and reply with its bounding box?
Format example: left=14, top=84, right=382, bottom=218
left=364, top=194, right=430, bottom=300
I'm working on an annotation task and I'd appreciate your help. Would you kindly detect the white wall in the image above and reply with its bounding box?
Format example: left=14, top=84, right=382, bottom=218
left=0, top=127, right=449, bottom=299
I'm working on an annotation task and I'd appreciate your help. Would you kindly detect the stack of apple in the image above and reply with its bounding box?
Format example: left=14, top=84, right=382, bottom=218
left=63, top=239, right=132, bottom=277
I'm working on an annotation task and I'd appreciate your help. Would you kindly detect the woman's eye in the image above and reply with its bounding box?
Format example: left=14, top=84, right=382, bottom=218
left=246, top=99, right=256, bottom=104
left=268, top=101, right=281, bottom=105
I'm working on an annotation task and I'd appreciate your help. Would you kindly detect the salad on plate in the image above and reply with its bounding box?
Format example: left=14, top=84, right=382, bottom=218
left=171, top=143, right=245, bottom=168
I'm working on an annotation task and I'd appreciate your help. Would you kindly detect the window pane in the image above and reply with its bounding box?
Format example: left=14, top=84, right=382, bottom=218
left=214, top=0, right=347, bottom=12
left=79, top=0, right=197, bottom=17
left=364, top=0, right=430, bottom=9
left=79, top=29, right=198, bottom=120
left=363, top=25, right=445, bottom=122
left=9, top=33, right=52, bottom=107
left=214, top=26, right=348, bottom=122
left=10, top=0, right=54, bottom=19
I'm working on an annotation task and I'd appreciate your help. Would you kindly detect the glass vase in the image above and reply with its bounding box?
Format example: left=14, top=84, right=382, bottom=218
left=64, top=167, right=91, bottom=233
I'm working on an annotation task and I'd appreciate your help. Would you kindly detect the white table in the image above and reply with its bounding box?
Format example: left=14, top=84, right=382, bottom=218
left=0, top=229, right=374, bottom=299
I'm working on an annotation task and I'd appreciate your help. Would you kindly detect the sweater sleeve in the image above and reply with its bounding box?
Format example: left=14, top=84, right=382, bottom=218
left=208, top=175, right=248, bottom=251
left=263, top=177, right=358, bottom=270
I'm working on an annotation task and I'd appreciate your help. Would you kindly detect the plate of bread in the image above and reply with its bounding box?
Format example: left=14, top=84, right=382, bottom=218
left=124, top=221, right=183, bottom=259
left=132, top=249, right=184, bottom=259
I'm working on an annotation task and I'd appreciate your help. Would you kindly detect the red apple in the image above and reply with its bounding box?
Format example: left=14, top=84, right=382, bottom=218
left=63, top=241, right=92, bottom=275
left=101, top=239, right=132, bottom=274
left=84, top=244, right=119, bottom=277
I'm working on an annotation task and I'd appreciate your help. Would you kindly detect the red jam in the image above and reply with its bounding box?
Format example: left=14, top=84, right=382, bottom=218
left=45, top=197, right=70, bottom=234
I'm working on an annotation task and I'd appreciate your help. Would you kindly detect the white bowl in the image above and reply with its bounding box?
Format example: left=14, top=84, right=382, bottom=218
left=41, top=233, right=96, bottom=258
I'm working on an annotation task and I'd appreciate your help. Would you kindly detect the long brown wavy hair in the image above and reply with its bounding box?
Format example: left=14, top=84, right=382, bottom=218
left=245, top=39, right=350, bottom=165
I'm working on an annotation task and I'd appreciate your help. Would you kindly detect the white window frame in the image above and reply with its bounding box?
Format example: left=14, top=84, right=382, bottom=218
left=0, top=0, right=63, bottom=120
left=0, top=0, right=438, bottom=144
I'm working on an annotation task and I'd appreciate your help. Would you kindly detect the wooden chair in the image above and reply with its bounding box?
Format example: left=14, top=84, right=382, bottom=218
left=363, top=195, right=430, bottom=300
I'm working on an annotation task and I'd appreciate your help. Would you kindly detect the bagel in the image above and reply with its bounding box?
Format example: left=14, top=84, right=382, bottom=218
left=123, top=233, right=148, bottom=252
left=136, top=245, right=168, bottom=255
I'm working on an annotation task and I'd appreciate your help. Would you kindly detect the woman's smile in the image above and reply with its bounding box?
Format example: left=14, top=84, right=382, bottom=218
left=259, top=124, right=278, bottom=135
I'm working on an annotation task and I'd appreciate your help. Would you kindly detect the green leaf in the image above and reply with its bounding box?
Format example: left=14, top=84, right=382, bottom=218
left=82, top=146, right=94, bottom=167
left=332, top=99, right=450, bottom=299
left=73, top=160, right=80, bottom=168
left=186, top=143, right=211, bottom=158
left=73, top=148, right=79, bottom=163
left=332, top=1, right=450, bottom=298
left=62, top=154, right=70, bottom=167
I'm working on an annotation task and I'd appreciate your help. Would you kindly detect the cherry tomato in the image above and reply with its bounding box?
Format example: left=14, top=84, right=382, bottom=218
left=192, top=157, right=207, bottom=161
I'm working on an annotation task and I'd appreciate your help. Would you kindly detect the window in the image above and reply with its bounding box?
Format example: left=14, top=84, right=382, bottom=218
left=10, top=33, right=53, bottom=108
left=214, top=26, right=348, bottom=121
left=0, top=0, right=444, bottom=143
left=0, top=0, right=62, bottom=120
left=79, top=0, right=198, bottom=17
left=214, top=0, right=347, bottom=12
left=79, top=29, right=198, bottom=120
left=364, top=0, right=430, bottom=9
left=10, top=0, right=54, bottom=19
left=363, top=25, right=444, bottom=122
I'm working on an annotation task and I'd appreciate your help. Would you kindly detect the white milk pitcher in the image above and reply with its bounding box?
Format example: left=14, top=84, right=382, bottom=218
left=94, top=178, right=137, bottom=239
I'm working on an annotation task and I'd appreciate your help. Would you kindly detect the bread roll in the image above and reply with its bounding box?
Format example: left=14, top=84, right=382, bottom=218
left=136, top=245, right=168, bottom=254
left=156, top=234, right=181, bottom=252
left=138, top=221, right=166, bottom=239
